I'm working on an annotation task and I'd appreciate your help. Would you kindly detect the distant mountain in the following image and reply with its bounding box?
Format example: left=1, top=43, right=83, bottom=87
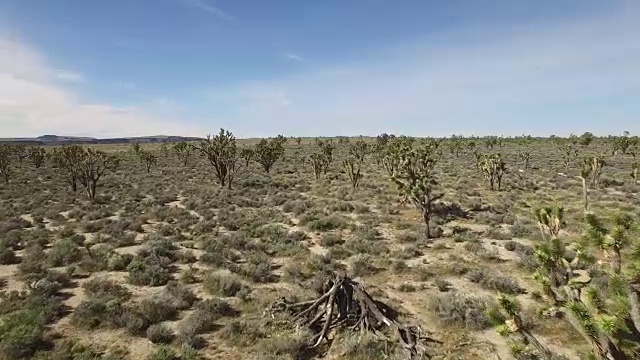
left=0, top=135, right=202, bottom=145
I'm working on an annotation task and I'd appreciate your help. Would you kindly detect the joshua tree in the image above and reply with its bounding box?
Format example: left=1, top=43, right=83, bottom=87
left=479, top=153, right=506, bottom=190
left=348, top=139, right=369, bottom=163
left=0, top=145, right=12, bottom=183
left=254, top=135, right=287, bottom=174
left=611, top=132, right=638, bottom=156
left=577, top=159, right=592, bottom=213
left=581, top=156, right=606, bottom=189
left=517, top=151, right=531, bottom=169
left=485, top=136, right=498, bottom=149
left=530, top=207, right=639, bottom=360
left=579, top=132, right=595, bottom=147
left=534, top=205, right=564, bottom=241
left=131, top=142, right=142, bottom=157
left=490, top=294, right=558, bottom=359
left=198, top=129, right=240, bottom=189
left=140, top=151, right=157, bottom=173
left=558, top=143, right=579, bottom=174
left=28, top=147, right=46, bottom=168
left=388, top=143, right=442, bottom=238
left=160, top=142, right=170, bottom=157
left=309, top=153, right=324, bottom=180
left=77, top=148, right=120, bottom=201
left=11, top=144, right=27, bottom=167
left=52, top=144, right=85, bottom=192
left=315, top=139, right=335, bottom=174
left=342, top=157, right=363, bottom=189
left=239, top=147, right=254, bottom=168
left=173, top=142, right=194, bottom=166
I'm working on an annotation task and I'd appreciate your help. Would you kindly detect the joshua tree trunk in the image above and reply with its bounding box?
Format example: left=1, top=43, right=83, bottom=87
left=581, top=177, right=589, bottom=212
left=422, top=208, right=431, bottom=239
left=629, top=288, right=640, bottom=335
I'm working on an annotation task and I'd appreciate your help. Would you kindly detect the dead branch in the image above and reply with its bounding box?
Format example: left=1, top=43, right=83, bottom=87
left=269, top=273, right=441, bottom=359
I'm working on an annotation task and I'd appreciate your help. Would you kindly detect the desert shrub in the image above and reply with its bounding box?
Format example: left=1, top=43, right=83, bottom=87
left=0, top=309, right=46, bottom=360
left=285, top=230, right=307, bottom=242
left=178, top=298, right=235, bottom=344
left=336, top=331, right=399, bottom=360
left=396, top=230, right=420, bottom=243
left=306, top=213, right=349, bottom=232
left=255, top=328, right=312, bottom=360
left=161, top=281, right=198, bottom=310
left=108, top=252, right=134, bottom=271
left=219, top=320, right=267, bottom=347
left=428, top=291, right=493, bottom=330
left=484, top=226, right=512, bottom=240
left=435, top=279, right=451, bottom=292
left=466, top=268, right=524, bottom=295
left=71, top=299, right=119, bottom=329
left=0, top=247, right=18, bottom=265
left=306, top=253, right=339, bottom=276
left=83, top=277, right=131, bottom=302
left=281, top=200, right=309, bottom=215
left=504, top=240, right=517, bottom=251
left=146, top=346, right=178, bottom=360
left=127, top=256, right=172, bottom=286
left=116, top=299, right=178, bottom=336
left=349, top=254, right=377, bottom=277
left=509, top=220, right=539, bottom=239
left=343, top=225, right=388, bottom=255
left=319, top=232, right=344, bottom=247
left=33, top=338, right=119, bottom=360
left=147, top=324, right=175, bottom=344
left=48, top=239, right=82, bottom=267
left=398, top=283, right=416, bottom=292
left=204, top=270, right=245, bottom=297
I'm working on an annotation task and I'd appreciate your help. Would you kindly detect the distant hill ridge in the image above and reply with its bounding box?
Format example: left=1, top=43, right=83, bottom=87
left=0, top=135, right=202, bottom=145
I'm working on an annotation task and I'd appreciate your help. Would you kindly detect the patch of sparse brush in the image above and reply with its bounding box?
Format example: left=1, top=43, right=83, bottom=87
left=219, top=319, right=267, bottom=347
left=428, top=291, right=494, bottom=330
left=146, top=323, right=175, bottom=344
left=349, top=254, right=378, bottom=277
left=204, top=270, right=247, bottom=297
left=177, top=298, right=236, bottom=347
left=333, top=331, right=400, bottom=360
left=319, top=232, right=344, bottom=247
left=466, top=267, right=525, bottom=295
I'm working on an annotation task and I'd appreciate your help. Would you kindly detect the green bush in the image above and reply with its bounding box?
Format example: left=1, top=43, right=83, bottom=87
left=146, top=345, right=179, bottom=360
left=82, top=277, right=131, bottom=302
left=428, top=291, right=493, bottom=330
left=204, top=270, right=245, bottom=296
left=147, top=324, right=175, bottom=344
left=127, top=256, right=172, bottom=286
left=0, top=309, right=46, bottom=360
left=219, top=320, right=266, bottom=347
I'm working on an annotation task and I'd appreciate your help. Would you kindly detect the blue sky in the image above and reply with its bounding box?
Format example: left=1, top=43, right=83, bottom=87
left=0, top=0, right=639, bottom=137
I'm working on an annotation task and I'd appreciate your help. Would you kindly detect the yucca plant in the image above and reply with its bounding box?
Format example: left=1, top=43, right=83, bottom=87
left=479, top=153, right=506, bottom=190
left=388, top=142, right=443, bottom=238
left=342, top=157, right=363, bottom=190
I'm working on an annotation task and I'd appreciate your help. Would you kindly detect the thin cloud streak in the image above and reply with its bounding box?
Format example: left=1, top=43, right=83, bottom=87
left=180, top=0, right=235, bottom=21
left=284, top=52, right=302, bottom=62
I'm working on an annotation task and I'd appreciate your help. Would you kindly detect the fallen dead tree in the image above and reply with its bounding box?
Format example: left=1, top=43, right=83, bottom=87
left=269, top=272, right=441, bottom=359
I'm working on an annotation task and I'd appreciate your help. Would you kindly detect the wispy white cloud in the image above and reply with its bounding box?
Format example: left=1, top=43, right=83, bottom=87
left=54, top=69, right=85, bottom=83
left=205, top=4, right=640, bottom=137
left=0, top=37, right=203, bottom=137
left=284, top=52, right=302, bottom=62
left=180, top=0, right=235, bottom=21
